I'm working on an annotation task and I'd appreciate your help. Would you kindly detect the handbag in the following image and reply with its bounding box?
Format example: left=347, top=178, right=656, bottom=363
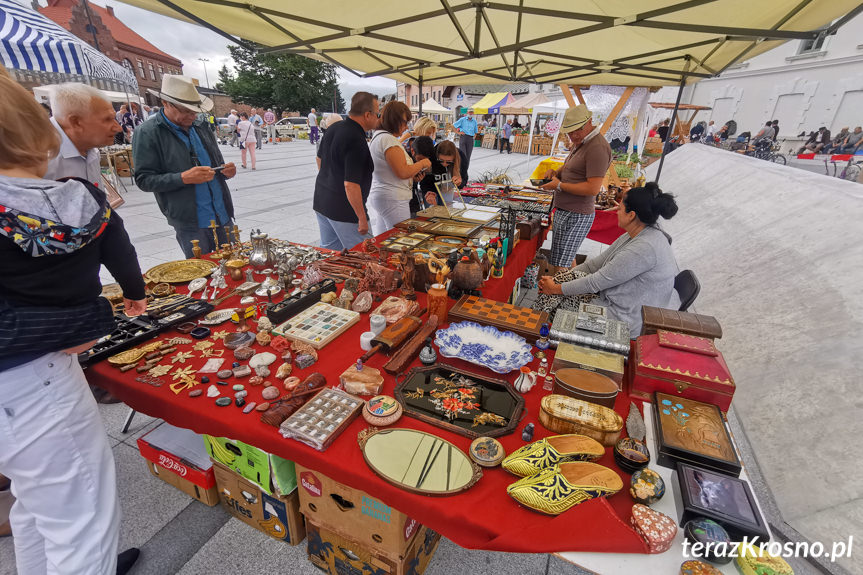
left=238, top=123, right=252, bottom=149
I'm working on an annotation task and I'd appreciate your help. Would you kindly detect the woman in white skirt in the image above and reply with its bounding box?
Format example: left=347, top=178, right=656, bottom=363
left=237, top=112, right=257, bottom=170
left=367, top=102, right=431, bottom=235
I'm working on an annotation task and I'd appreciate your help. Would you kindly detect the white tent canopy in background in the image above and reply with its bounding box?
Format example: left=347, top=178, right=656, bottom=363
left=527, top=87, right=650, bottom=165
left=0, top=0, right=137, bottom=90
left=409, top=98, right=453, bottom=116
left=32, top=84, right=144, bottom=105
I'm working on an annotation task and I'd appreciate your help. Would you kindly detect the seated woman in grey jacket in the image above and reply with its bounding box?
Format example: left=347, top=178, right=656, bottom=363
left=536, top=182, right=678, bottom=335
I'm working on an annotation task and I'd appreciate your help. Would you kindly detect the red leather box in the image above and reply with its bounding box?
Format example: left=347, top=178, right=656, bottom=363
left=629, top=331, right=735, bottom=412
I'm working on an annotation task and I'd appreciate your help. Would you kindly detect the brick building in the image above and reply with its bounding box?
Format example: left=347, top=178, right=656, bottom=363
left=38, top=0, right=182, bottom=104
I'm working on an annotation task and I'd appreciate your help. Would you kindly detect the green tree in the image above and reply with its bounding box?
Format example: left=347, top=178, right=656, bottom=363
left=216, top=45, right=345, bottom=114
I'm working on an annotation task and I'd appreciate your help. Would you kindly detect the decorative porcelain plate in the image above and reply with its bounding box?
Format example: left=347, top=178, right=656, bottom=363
left=434, top=321, right=533, bottom=374
left=199, top=308, right=238, bottom=325
left=145, top=259, right=217, bottom=284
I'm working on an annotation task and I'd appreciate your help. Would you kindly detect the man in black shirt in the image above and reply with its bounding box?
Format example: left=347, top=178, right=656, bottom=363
left=313, top=92, right=379, bottom=250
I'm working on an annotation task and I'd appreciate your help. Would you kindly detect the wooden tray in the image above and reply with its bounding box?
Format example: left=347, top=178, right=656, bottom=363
left=448, top=294, right=548, bottom=342
left=394, top=364, right=524, bottom=439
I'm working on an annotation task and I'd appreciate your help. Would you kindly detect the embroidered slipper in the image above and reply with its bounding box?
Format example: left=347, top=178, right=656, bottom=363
left=502, top=434, right=605, bottom=477
left=507, top=461, right=623, bottom=515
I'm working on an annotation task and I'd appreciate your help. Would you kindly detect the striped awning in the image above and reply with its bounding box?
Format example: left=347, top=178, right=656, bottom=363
left=0, top=0, right=137, bottom=89
left=470, top=92, right=513, bottom=115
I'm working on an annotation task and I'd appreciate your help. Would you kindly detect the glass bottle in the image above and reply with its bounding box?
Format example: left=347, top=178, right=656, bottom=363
left=537, top=358, right=548, bottom=378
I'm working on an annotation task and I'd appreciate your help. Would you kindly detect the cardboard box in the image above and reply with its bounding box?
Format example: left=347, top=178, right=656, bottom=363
left=137, top=423, right=218, bottom=506
left=295, top=464, right=421, bottom=560
left=143, top=460, right=220, bottom=505
left=212, top=461, right=306, bottom=545
left=203, top=434, right=296, bottom=496
left=306, top=518, right=440, bottom=575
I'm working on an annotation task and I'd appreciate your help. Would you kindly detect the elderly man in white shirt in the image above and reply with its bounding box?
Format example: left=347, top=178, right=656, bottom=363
left=44, top=83, right=122, bottom=186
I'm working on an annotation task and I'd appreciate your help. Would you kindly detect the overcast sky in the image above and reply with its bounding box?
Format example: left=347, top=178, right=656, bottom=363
left=35, top=0, right=398, bottom=100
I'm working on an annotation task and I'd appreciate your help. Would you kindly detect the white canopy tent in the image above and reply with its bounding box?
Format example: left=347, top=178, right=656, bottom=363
left=409, top=97, right=454, bottom=118
left=32, top=84, right=145, bottom=105
left=115, top=0, right=862, bottom=179
left=527, top=88, right=650, bottom=166
left=1, top=0, right=137, bottom=91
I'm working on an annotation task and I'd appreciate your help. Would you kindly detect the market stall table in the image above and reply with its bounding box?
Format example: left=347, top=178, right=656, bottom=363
left=86, top=232, right=646, bottom=555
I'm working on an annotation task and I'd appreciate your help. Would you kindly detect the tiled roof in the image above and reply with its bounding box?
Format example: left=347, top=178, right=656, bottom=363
left=39, top=2, right=181, bottom=65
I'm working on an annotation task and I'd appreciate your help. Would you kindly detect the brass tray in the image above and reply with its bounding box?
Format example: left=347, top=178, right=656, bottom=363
left=145, top=260, right=217, bottom=284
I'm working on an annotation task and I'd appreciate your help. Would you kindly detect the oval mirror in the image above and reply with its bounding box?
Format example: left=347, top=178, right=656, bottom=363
left=358, top=428, right=482, bottom=496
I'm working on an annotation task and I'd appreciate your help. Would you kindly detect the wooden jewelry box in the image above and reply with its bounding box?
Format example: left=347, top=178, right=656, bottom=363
left=652, top=392, right=741, bottom=477
left=672, top=463, right=768, bottom=543
left=640, top=306, right=723, bottom=339
left=630, top=331, right=735, bottom=413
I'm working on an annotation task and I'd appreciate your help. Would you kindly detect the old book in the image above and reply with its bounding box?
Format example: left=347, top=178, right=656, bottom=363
left=549, top=307, right=630, bottom=356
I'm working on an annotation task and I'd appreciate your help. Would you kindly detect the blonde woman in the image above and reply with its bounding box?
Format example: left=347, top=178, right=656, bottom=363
left=367, top=102, right=432, bottom=235
left=399, top=116, right=437, bottom=143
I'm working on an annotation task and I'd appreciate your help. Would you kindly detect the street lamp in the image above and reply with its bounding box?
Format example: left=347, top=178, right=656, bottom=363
left=198, top=58, right=210, bottom=89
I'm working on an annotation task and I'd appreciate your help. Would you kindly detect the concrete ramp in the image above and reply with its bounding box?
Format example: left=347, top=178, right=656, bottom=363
left=646, top=145, right=863, bottom=573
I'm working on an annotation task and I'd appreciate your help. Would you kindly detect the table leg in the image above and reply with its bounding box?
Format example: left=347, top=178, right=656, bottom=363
left=121, top=408, right=136, bottom=434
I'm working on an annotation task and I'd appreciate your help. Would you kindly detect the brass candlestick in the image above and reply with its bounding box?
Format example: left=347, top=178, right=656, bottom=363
left=223, top=225, right=233, bottom=247
left=208, top=220, right=220, bottom=255
left=190, top=239, right=202, bottom=259
left=232, top=225, right=241, bottom=248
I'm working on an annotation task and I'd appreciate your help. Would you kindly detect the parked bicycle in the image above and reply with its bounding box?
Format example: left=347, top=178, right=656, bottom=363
left=746, top=140, right=787, bottom=165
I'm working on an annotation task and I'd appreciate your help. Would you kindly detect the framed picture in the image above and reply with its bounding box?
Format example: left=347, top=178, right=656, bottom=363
left=428, top=221, right=481, bottom=238
left=674, top=463, right=769, bottom=542
left=392, top=236, right=423, bottom=247
left=653, top=392, right=741, bottom=477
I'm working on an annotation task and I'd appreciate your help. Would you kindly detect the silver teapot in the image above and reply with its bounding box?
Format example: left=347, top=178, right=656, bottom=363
left=248, top=230, right=274, bottom=271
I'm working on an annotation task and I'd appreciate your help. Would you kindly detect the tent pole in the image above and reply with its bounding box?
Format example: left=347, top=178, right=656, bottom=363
left=418, top=66, right=423, bottom=116
left=654, top=74, right=686, bottom=183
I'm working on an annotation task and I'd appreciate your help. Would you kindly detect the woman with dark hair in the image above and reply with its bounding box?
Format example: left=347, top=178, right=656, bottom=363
left=424, top=140, right=468, bottom=206
left=535, top=182, right=679, bottom=334
left=410, top=136, right=436, bottom=214
left=367, top=101, right=432, bottom=235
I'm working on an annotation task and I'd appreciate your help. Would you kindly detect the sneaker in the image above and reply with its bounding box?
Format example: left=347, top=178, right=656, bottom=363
left=116, top=548, right=140, bottom=575
left=506, top=462, right=623, bottom=515
left=502, top=434, right=604, bottom=477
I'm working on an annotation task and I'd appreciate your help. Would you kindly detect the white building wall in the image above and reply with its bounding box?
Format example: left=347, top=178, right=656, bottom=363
left=650, top=12, right=863, bottom=139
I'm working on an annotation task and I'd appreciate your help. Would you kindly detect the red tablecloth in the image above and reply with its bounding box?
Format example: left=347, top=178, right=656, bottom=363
left=87, top=233, right=647, bottom=555
left=586, top=209, right=626, bottom=246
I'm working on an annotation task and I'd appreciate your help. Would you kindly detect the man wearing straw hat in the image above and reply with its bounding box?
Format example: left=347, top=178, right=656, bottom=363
left=133, top=75, right=237, bottom=257
left=541, top=104, right=612, bottom=270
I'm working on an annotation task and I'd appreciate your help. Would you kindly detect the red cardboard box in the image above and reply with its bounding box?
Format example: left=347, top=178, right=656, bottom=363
left=629, top=331, right=735, bottom=412
left=137, top=423, right=218, bottom=505
left=295, top=464, right=421, bottom=560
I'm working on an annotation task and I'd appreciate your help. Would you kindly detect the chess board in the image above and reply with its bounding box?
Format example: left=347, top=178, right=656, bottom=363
left=272, top=302, right=360, bottom=349
left=448, top=295, right=548, bottom=341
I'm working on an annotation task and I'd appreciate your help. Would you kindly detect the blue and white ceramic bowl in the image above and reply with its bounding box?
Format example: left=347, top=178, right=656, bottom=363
left=434, top=321, right=533, bottom=374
